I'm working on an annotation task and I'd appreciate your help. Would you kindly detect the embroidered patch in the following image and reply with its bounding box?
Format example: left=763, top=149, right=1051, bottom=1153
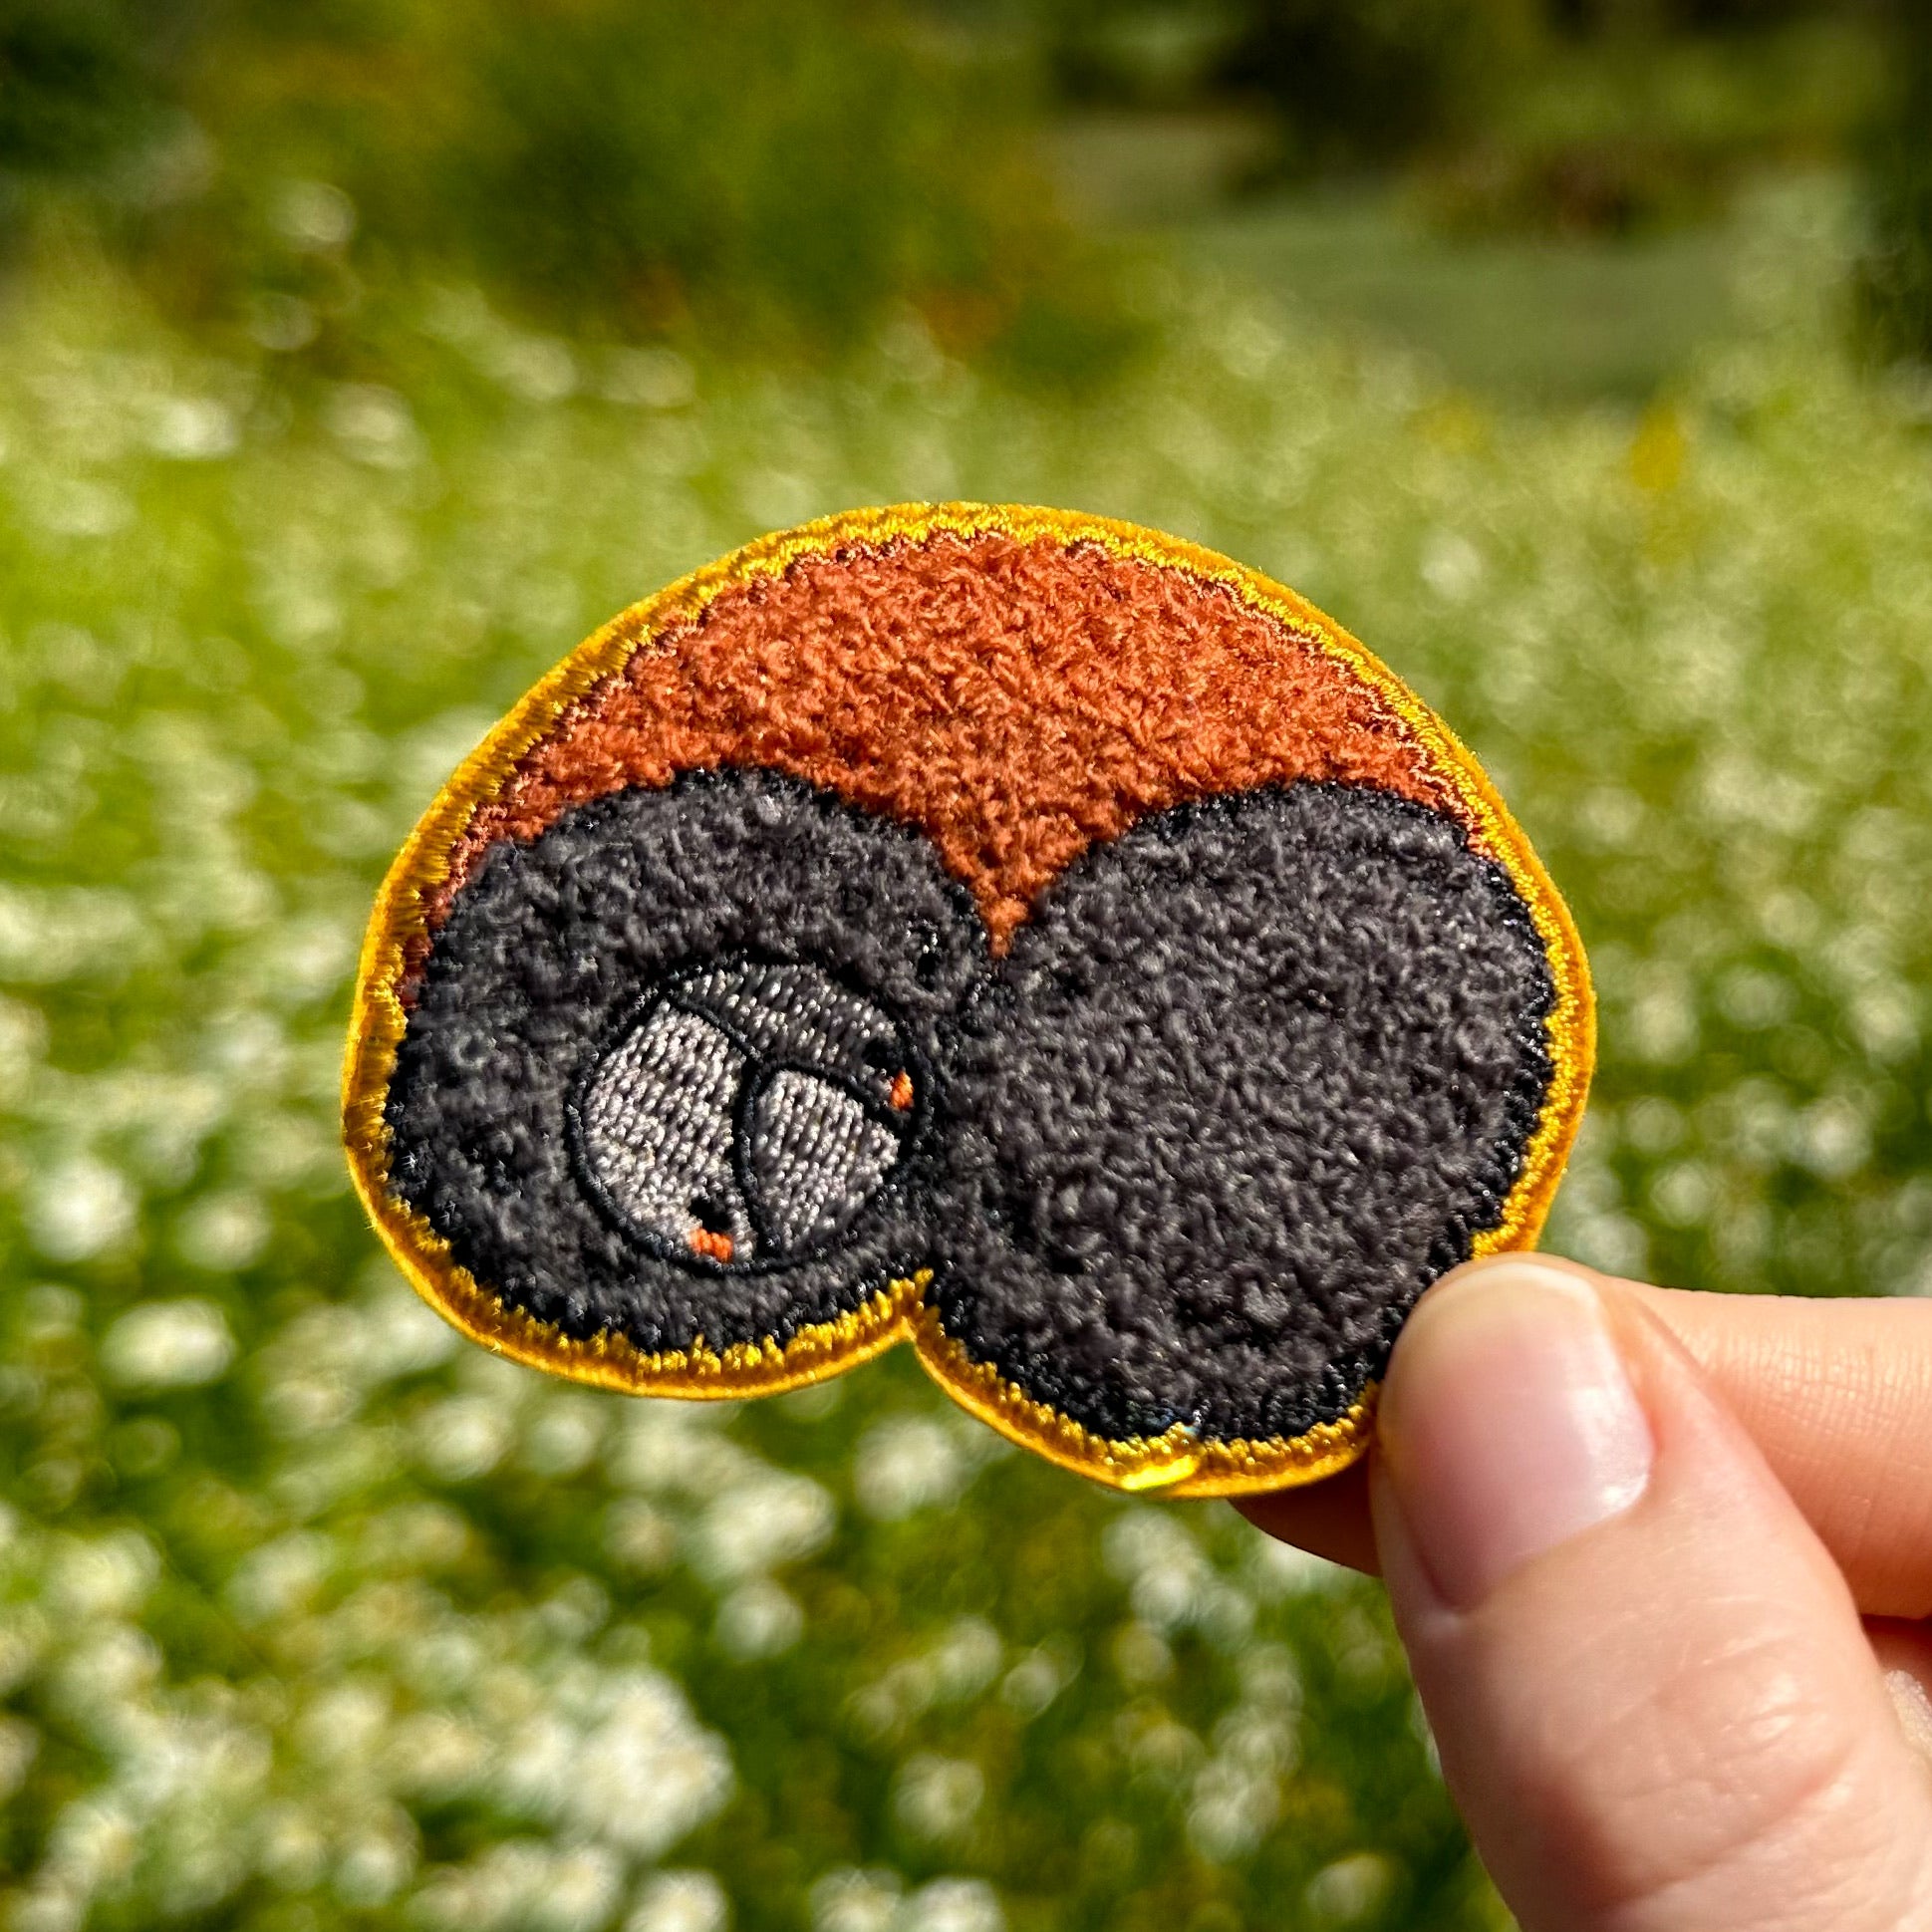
left=346, top=503, right=1593, bottom=1497
left=383, top=771, right=979, bottom=1359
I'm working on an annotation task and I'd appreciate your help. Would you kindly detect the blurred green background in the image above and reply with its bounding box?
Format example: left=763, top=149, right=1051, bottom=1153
left=2, top=2, right=1930, bottom=1928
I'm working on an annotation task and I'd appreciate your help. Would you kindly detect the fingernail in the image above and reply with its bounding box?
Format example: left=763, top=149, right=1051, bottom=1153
left=1379, top=1260, right=1653, bottom=1609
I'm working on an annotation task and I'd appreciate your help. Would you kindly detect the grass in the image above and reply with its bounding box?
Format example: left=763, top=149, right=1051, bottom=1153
left=1, top=187, right=1929, bottom=1930
left=1177, top=181, right=1744, bottom=406
left=1051, top=113, right=1851, bottom=407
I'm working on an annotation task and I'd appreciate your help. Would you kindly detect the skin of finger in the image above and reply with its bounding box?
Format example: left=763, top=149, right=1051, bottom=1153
left=1232, top=1459, right=1377, bottom=1572
left=1622, top=1279, right=1932, bottom=1619
left=1237, top=1260, right=1932, bottom=1617
left=1376, top=1287, right=1932, bottom=1932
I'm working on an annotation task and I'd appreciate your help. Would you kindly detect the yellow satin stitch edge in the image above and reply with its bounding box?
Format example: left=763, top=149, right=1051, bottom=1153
left=342, top=501, right=1594, bottom=1496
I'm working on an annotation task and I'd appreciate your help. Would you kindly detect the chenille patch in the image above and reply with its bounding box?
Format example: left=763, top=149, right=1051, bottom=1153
left=346, top=504, right=1593, bottom=1497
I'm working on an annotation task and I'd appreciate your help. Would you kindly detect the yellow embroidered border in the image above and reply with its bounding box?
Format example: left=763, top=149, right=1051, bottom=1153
left=343, top=502, right=1593, bottom=1497
left=911, top=1309, right=1375, bottom=1497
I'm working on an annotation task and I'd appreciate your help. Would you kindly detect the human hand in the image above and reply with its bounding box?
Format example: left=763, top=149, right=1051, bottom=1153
left=1239, top=1255, right=1932, bottom=1931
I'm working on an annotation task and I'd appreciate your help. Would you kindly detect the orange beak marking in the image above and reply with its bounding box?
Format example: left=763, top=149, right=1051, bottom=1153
left=688, top=1227, right=735, bottom=1263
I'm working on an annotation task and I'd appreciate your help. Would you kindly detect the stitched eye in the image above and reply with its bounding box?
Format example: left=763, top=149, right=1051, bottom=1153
left=571, top=961, right=920, bottom=1267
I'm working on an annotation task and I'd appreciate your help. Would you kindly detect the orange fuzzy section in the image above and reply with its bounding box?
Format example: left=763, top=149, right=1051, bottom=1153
left=426, top=530, right=1459, bottom=957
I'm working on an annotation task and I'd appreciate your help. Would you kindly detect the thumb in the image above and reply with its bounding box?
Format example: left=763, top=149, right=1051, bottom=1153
left=1373, top=1255, right=1932, bottom=1932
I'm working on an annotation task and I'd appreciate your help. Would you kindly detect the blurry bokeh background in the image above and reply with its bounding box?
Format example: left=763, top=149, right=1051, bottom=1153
left=1, top=2, right=1929, bottom=1927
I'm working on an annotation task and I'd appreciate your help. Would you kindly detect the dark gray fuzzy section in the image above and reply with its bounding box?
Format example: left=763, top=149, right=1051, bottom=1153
left=930, top=785, right=1555, bottom=1444
left=385, top=768, right=987, bottom=1353
left=385, top=769, right=1555, bottom=1448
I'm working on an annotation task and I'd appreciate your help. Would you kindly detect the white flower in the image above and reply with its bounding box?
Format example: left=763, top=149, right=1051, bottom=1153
left=30, top=1158, right=138, bottom=1261
left=1303, top=1852, right=1394, bottom=1923
left=46, top=1529, right=159, bottom=1619
left=1186, top=1756, right=1279, bottom=1861
left=0, top=1716, right=38, bottom=1799
left=148, top=398, right=237, bottom=462
left=890, top=1756, right=982, bottom=1842
left=690, top=1473, right=835, bottom=1583
left=1248, top=1537, right=1348, bottom=1598
left=714, top=1580, right=803, bottom=1660
left=521, top=1393, right=609, bottom=1477
left=490, top=1672, right=733, bottom=1861
left=324, top=385, right=420, bottom=468
left=810, top=1873, right=1001, bottom=1932
left=414, top=1395, right=514, bottom=1482
left=569, top=1680, right=734, bottom=1856
left=853, top=1417, right=966, bottom=1520
left=172, top=1192, right=269, bottom=1270
left=101, top=1300, right=234, bottom=1390
left=626, top=1870, right=729, bottom=1932
left=224, top=1531, right=335, bottom=1626
left=272, top=179, right=357, bottom=251
left=811, top=1870, right=901, bottom=1932
left=903, top=1879, right=1002, bottom=1932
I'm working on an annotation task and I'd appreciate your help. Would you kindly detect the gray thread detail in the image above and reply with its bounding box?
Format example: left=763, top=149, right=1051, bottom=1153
left=748, top=1068, right=903, bottom=1253
left=575, top=959, right=916, bottom=1267
left=578, top=1002, right=755, bottom=1258
left=681, top=961, right=900, bottom=1096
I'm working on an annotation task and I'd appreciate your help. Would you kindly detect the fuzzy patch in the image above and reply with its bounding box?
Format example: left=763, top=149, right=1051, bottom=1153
left=346, top=503, right=1593, bottom=1497
left=384, top=770, right=980, bottom=1356
left=420, top=526, right=1461, bottom=963
left=932, top=784, right=1554, bottom=1445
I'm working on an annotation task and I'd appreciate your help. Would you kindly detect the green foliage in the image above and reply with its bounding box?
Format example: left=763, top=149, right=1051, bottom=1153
left=208, top=0, right=1063, bottom=352
left=0, top=0, right=161, bottom=178
left=1422, top=19, right=1885, bottom=239
left=1853, top=4, right=1932, bottom=363
left=1215, top=0, right=1541, bottom=171
left=1014, top=0, right=1245, bottom=108
left=1, top=0, right=1899, bottom=339
left=451, top=2, right=986, bottom=338
left=0, top=0, right=1090, bottom=365
left=1009, top=2, right=1884, bottom=237
left=2, top=197, right=1931, bottom=1929
left=1422, top=18, right=1885, bottom=241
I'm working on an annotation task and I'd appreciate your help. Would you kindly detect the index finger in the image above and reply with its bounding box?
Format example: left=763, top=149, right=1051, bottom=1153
left=1236, top=1255, right=1932, bottom=1619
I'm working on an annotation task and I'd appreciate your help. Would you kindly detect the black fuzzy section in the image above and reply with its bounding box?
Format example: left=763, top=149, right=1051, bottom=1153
left=930, top=785, right=1556, bottom=1444
left=385, top=769, right=988, bottom=1353
left=386, top=769, right=1557, bottom=1448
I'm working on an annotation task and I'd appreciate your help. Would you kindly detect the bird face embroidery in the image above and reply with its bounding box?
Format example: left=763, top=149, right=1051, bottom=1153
left=345, top=504, right=1592, bottom=1496
left=570, top=958, right=923, bottom=1268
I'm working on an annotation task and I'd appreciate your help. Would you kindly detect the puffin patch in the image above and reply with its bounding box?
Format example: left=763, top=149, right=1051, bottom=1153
left=345, top=503, right=1593, bottom=1496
